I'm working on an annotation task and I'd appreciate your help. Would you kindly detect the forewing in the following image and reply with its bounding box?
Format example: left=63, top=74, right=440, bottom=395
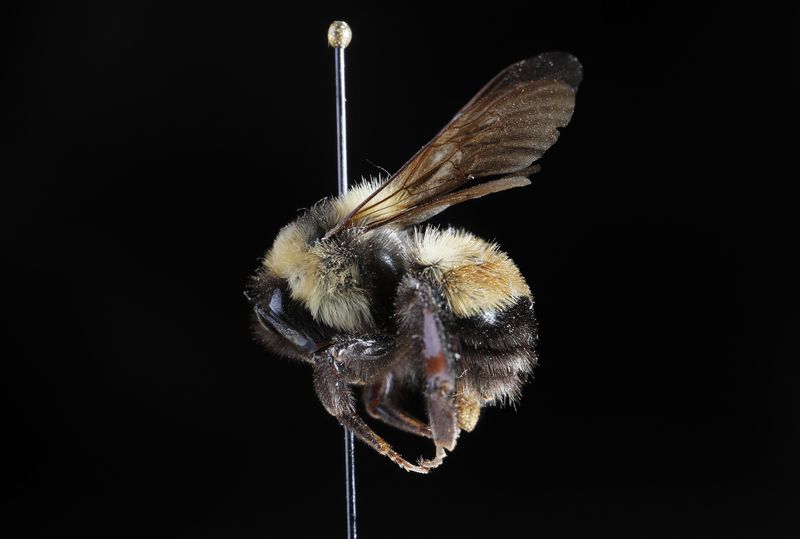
left=457, top=51, right=582, bottom=113
left=328, top=52, right=582, bottom=235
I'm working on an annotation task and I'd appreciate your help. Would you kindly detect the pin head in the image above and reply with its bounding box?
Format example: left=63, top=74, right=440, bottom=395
left=327, top=21, right=352, bottom=48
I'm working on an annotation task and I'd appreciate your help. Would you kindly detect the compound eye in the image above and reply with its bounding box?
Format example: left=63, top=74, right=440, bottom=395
left=255, top=287, right=319, bottom=353
left=267, top=287, right=285, bottom=317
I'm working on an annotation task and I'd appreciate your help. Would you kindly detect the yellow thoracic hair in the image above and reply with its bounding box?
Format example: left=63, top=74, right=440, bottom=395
left=264, top=219, right=374, bottom=333
left=264, top=181, right=384, bottom=333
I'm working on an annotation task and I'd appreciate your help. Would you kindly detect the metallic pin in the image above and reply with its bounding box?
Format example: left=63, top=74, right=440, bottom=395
left=330, top=21, right=351, bottom=196
left=328, top=20, right=357, bottom=539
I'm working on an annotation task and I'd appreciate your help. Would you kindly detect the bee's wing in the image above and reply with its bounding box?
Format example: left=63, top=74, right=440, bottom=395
left=327, top=52, right=582, bottom=236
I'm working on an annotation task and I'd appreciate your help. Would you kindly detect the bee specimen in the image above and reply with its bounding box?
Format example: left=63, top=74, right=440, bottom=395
left=246, top=52, right=582, bottom=473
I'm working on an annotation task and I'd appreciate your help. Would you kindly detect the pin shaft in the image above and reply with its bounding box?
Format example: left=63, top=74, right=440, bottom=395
left=334, top=46, right=348, bottom=196
left=329, top=20, right=356, bottom=539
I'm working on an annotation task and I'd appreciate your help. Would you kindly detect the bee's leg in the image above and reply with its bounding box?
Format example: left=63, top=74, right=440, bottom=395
left=337, top=410, right=443, bottom=473
left=313, top=356, right=436, bottom=473
left=395, top=277, right=460, bottom=457
left=421, top=304, right=460, bottom=452
left=325, top=336, right=430, bottom=438
left=362, top=373, right=432, bottom=439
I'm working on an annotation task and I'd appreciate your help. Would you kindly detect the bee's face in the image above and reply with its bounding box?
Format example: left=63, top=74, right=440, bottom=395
left=247, top=274, right=331, bottom=359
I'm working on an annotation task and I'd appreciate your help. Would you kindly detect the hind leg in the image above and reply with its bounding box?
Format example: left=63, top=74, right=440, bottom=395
left=421, top=304, right=460, bottom=452
left=395, top=277, right=462, bottom=453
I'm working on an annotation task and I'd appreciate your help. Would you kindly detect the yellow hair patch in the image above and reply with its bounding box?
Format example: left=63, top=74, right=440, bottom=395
left=412, top=226, right=531, bottom=318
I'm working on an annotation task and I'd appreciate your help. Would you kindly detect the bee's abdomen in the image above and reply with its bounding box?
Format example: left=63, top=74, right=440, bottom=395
left=455, top=296, right=538, bottom=406
left=406, top=226, right=538, bottom=406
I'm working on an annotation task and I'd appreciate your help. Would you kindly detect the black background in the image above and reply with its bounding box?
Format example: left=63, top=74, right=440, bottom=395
left=3, top=3, right=799, bottom=538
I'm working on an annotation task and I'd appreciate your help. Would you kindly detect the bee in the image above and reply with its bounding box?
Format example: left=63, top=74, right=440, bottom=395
left=246, top=52, right=582, bottom=473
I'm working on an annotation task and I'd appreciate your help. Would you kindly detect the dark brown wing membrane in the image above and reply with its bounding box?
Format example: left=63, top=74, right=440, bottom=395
left=458, top=51, right=582, bottom=114
left=327, top=52, right=582, bottom=236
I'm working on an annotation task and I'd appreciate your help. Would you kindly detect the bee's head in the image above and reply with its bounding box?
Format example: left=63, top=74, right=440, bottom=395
left=245, top=273, right=330, bottom=360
